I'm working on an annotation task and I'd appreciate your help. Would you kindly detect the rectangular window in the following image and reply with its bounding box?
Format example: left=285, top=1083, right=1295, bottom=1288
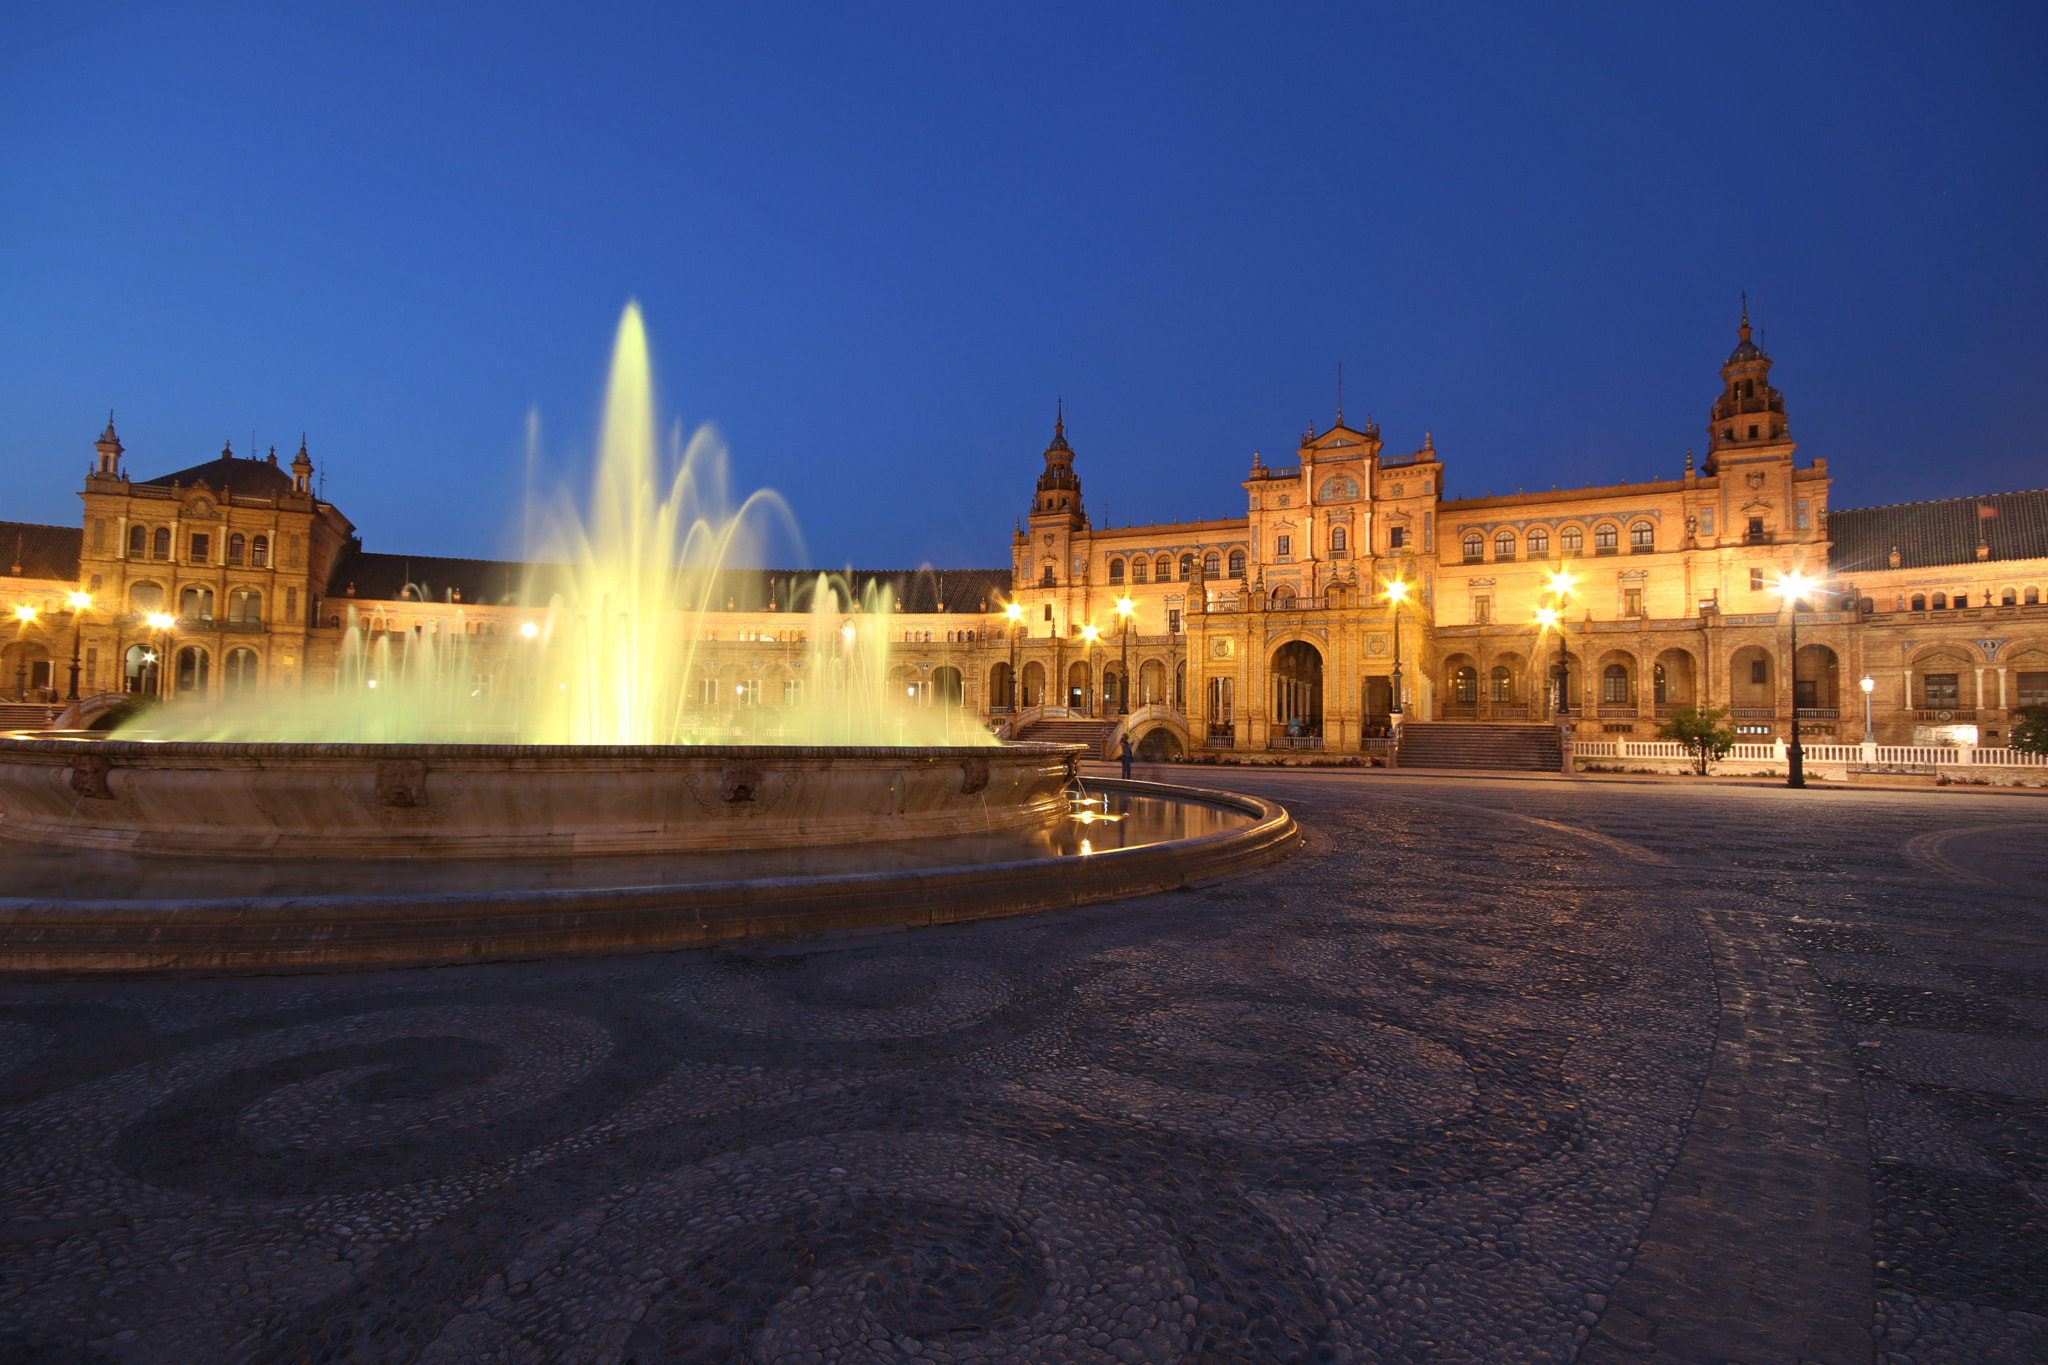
left=1472, top=595, right=1492, bottom=624
left=1623, top=588, right=1644, bottom=617
left=1276, top=535, right=1291, bottom=558
left=1423, top=512, right=1433, bottom=553
left=1747, top=516, right=1765, bottom=542
left=91, top=518, right=106, bottom=552
left=783, top=678, right=804, bottom=706
left=89, top=574, right=101, bottom=593
left=1750, top=568, right=1765, bottom=591
left=1751, top=659, right=1768, bottom=685
left=1700, top=508, right=1714, bottom=536
left=190, top=533, right=210, bottom=564
left=695, top=677, right=718, bottom=706
left=1388, top=526, right=1405, bottom=550
left=1923, top=674, right=1960, bottom=707
left=1168, top=608, right=1183, bottom=635
left=286, top=586, right=298, bottom=622
left=1796, top=500, right=1809, bottom=529
left=2017, top=672, right=2048, bottom=707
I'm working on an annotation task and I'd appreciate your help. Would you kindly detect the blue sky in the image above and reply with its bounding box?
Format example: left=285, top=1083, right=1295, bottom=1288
left=3, top=2, right=2043, bottom=568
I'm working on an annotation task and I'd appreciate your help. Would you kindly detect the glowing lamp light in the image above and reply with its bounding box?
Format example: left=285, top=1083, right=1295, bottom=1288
left=1547, top=570, right=1577, bottom=596
left=1114, top=596, right=1135, bottom=617
left=1774, top=570, right=1815, bottom=602
left=1080, top=623, right=1100, bottom=643
left=1535, top=606, right=1561, bottom=628
left=519, top=621, right=539, bottom=639
left=367, top=679, right=378, bottom=689
left=12, top=605, right=34, bottom=623
left=145, top=612, right=174, bottom=630
left=1004, top=602, right=1025, bottom=622
left=1384, top=579, right=1409, bottom=603
left=841, top=624, right=856, bottom=640
left=67, top=592, right=91, bottom=610
left=1860, top=675, right=1876, bottom=693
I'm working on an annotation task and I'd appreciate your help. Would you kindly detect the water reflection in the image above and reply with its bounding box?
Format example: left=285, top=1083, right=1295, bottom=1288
left=0, top=790, right=1251, bottom=902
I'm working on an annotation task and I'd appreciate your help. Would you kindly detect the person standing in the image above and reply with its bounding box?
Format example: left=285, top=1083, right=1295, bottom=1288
left=1119, top=734, right=1134, bottom=779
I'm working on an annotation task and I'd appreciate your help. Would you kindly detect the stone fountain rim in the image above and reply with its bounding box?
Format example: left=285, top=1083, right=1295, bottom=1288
left=0, top=734, right=1073, bottom=761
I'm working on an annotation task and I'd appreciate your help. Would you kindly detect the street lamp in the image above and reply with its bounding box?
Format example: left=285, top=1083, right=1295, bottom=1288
left=1773, top=570, right=1815, bottom=789
left=65, top=592, right=91, bottom=701
left=1383, top=577, right=1409, bottom=715
left=1544, top=570, right=1577, bottom=720
left=145, top=611, right=174, bottom=699
left=12, top=605, right=36, bottom=701
left=1114, top=595, right=1135, bottom=715
left=1004, top=601, right=1025, bottom=710
left=1860, top=673, right=1876, bottom=741
left=1080, top=622, right=1100, bottom=716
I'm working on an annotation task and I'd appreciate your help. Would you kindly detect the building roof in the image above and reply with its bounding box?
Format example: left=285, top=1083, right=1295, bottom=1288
left=1828, top=489, right=2048, bottom=575
left=138, top=446, right=298, bottom=499
left=327, top=549, right=1015, bottom=614
left=0, top=521, right=82, bottom=582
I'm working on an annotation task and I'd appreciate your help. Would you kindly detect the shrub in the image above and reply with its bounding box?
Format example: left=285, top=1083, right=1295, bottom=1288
left=1657, top=704, right=1737, bottom=775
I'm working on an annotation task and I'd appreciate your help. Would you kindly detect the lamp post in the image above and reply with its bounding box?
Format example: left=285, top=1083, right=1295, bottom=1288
left=12, top=605, right=35, bottom=701
left=1773, top=570, right=1815, bottom=789
left=65, top=592, right=91, bottom=701
left=1114, top=595, right=1134, bottom=715
left=1544, top=571, right=1577, bottom=721
left=1861, top=673, right=1875, bottom=740
left=1383, top=577, right=1409, bottom=716
left=1080, top=622, right=1100, bottom=716
left=145, top=612, right=174, bottom=699
left=1004, top=601, right=1024, bottom=710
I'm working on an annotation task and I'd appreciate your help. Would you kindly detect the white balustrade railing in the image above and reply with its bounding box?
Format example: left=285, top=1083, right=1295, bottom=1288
left=1570, top=738, right=2048, bottom=770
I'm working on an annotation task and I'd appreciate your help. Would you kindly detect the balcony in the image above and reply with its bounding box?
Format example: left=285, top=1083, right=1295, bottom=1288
left=1594, top=545, right=1618, bottom=557
left=1597, top=706, right=1639, bottom=719
left=1494, top=551, right=1516, bottom=563
left=1794, top=707, right=1839, bottom=720
left=1731, top=706, right=1776, bottom=719
left=1914, top=708, right=1977, bottom=722
left=1269, top=735, right=1323, bottom=750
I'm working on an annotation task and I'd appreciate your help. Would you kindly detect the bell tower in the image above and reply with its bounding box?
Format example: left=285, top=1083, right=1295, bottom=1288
left=1023, top=406, right=1087, bottom=593
left=93, top=413, right=123, bottom=478
left=291, top=435, right=315, bottom=494
left=1703, top=297, right=1792, bottom=474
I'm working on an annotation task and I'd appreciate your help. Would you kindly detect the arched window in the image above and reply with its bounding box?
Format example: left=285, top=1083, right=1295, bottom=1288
left=1462, top=531, right=1484, bottom=561
left=229, top=590, right=262, bottom=624
left=1228, top=549, right=1246, bottom=575
left=1155, top=555, right=1171, bottom=581
left=1131, top=557, right=1148, bottom=583
left=1932, top=592, right=1947, bottom=609
left=1527, top=527, right=1549, bottom=557
left=227, top=533, right=246, bottom=565
left=1108, top=558, right=1124, bottom=583
left=1203, top=551, right=1221, bottom=578
left=175, top=646, right=209, bottom=695
left=1329, top=527, right=1346, bottom=554
left=1594, top=524, right=1619, bottom=552
left=251, top=535, right=269, bottom=567
left=1603, top=663, right=1630, bottom=704
left=179, top=586, right=214, bottom=620
left=127, top=525, right=146, bottom=558
left=1452, top=666, right=1477, bottom=704
left=1911, top=594, right=1927, bottom=611
left=1179, top=553, right=1195, bottom=581
left=224, top=648, right=259, bottom=694
left=1489, top=666, right=1512, bottom=703
left=2027, top=587, right=2041, bottom=605
left=1560, top=526, right=1583, bottom=554
left=1630, top=522, right=1654, bottom=550
left=152, top=527, right=171, bottom=560
left=1494, top=530, right=1516, bottom=559
left=128, top=582, right=163, bottom=613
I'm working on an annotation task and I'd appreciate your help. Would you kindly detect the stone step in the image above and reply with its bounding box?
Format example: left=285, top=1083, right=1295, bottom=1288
left=0, top=703, right=62, bottom=732
left=1397, top=722, right=1561, bottom=772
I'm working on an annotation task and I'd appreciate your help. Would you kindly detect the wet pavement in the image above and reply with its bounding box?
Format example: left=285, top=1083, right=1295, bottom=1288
left=0, top=769, right=2043, bottom=1363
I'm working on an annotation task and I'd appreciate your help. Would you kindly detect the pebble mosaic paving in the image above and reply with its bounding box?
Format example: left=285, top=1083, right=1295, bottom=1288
left=0, top=771, right=2043, bottom=1363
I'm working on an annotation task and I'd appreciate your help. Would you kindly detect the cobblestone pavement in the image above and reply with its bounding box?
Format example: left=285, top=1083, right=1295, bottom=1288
left=1, top=772, right=2044, bottom=1364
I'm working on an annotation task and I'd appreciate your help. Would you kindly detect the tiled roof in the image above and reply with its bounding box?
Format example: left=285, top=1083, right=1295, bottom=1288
left=138, top=453, right=298, bottom=498
left=1828, top=489, right=2048, bottom=575
left=0, top=522, right=82, bottom=582
left=328, top=549, right=1014, bottom=614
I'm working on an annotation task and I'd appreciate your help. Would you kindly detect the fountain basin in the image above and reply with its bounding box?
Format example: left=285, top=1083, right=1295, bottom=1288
left=0, top=735, right=1078, bottom=858
left=0, top=779, right=1298, bottom=974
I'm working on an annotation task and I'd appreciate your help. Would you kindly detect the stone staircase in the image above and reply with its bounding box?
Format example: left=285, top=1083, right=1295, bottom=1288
left=0, top=703, right=63, bottom=732
left=1397, top=722, right=1561, bottom=772
left=1013, top=717, right=1120, bottom=758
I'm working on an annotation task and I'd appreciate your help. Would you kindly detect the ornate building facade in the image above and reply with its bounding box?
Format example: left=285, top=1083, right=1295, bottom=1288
left=6, top=313, right=2047, bottom=755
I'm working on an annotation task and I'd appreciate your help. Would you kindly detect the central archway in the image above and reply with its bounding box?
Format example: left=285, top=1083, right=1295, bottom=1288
left=1270, top=640, right=1323, bottom=741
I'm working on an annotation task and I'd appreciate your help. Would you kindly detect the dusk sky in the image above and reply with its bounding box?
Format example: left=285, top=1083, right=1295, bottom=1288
left=3, top=3, right=2043, bottom=570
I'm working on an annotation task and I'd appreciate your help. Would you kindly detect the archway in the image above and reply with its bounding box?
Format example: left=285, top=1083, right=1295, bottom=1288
left=1020, top=660, right=1044, bottom=708
left=175, top=646, right=209, bottom=697
left=1138, top=658, right=1166, bottom=705
left=1135, top=726, right=1183, bottom=760
left=988, top=660, right=1014, bottom=710
left=1270, top=640, right=1323, bottom=739
left=1489, top=651, right=1528, bottom=715
left=933, top=665, right=963, bottom=707
left=1441, top=651, right=1479, bottom=716
left=124, top=644, right=157, bottom=695
left=1066, top=660, right=1092, bottom=714
left=1596, top=650, right=1637, bottom=713
left=1362, top=675, right=1393, bottom=735
left=1272, top=584, right=1298, bottom=610
left=224, top=647, right=260, bottom=695
left=1729, top=645, right=1774, bottom=714
left=1652, top=648, right=1698, bottom=711
left=1793, top=643, right=1839, bottom=714
left=1101, top=665, right=1124, bottom=714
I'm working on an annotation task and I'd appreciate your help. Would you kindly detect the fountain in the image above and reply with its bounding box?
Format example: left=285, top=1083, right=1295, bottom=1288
left=0, top=306, right=1298, bottom=971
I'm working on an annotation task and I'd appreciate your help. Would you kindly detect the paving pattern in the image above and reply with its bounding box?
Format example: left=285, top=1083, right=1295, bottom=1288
left=1, top=771, right=2045, bottom=1363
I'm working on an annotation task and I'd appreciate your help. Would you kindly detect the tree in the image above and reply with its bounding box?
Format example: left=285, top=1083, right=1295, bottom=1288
left=1658, top=703, right=1737, bottom=775
left=2012, top=705, right=2048, bottom=757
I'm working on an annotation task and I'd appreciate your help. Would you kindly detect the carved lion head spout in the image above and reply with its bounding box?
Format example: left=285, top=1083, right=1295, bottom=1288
left=720, top=759, right=764, bottom=803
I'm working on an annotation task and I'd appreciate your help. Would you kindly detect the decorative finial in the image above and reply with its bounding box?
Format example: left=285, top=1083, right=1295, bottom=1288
left=1055, top=397, right=1063, bottom=439
left=1738, top=292, right=1753, bottom=344
left=222, top=438, right=233, bottom=459
left=1685, top=447, right=1694, bottom=474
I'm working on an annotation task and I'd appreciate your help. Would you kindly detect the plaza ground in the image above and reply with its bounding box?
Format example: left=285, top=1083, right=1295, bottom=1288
left=0, top=771, right=2043, bottom=1363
